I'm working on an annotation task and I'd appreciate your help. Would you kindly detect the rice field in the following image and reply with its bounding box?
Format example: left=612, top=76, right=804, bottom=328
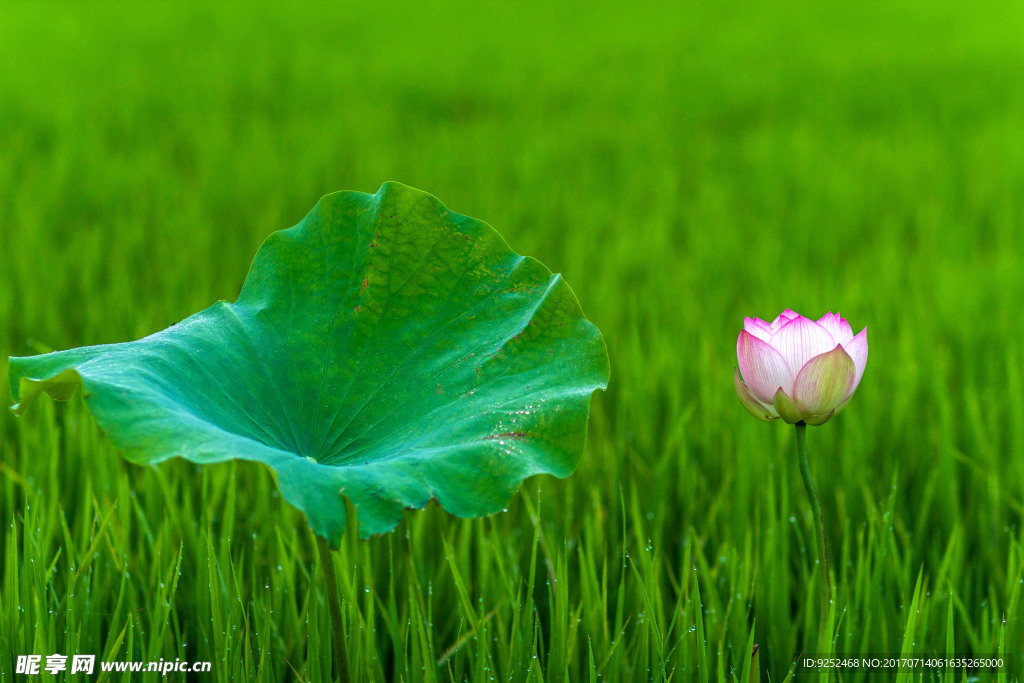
left=1, top=2, right=1023, bottom=681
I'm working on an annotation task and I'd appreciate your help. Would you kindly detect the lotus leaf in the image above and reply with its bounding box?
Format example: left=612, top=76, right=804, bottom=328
left=9, top=183, right=610, bottom=545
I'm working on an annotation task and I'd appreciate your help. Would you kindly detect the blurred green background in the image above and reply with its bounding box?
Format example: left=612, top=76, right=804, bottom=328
left=2, top=3, right=1023, bottom=681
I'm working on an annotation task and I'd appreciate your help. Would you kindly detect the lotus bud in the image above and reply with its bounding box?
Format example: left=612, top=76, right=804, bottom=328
left=734, top=309, right=867, bottom=425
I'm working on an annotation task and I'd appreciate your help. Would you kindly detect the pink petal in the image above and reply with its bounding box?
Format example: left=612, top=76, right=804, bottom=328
left=743, top=316, right=773, bottom=342
left=840, top=327, right=868, bottom=398
left=791, top=344, right=856, bottom=417
left=769, top=316, right=836, bottom=374
left=737, top=330, right=794, bottom=403
left=770, top=308, right=801, bottom=332
left=734, top=368, right=778, bottom=421
left=816, top=312, right=854, bottom=345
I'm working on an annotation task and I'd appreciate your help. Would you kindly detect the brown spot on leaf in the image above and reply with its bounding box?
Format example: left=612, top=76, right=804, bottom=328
left=483, top=431, right=530, bottom=440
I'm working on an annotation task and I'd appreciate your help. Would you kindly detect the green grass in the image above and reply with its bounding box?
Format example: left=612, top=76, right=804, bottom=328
left=2, top=2, right=1024, bottom=681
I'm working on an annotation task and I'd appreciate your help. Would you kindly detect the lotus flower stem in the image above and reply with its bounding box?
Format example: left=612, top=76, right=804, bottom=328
left=795, top=421, right=831, bottom=653
left=316, top=535, right=351, bottom=683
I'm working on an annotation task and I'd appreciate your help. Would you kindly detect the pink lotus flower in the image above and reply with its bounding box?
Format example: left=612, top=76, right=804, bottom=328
left=735, top=309, right=867, bottom=425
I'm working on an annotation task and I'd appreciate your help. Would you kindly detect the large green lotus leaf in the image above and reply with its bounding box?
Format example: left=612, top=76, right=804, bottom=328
left=8, top=183, right=609, bottom=545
